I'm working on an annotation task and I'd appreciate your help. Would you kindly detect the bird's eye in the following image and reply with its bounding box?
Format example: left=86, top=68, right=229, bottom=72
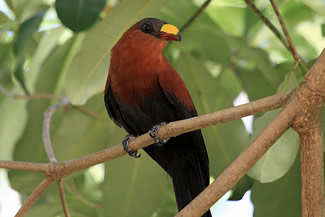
left=141, top=23, right=153, bottom=33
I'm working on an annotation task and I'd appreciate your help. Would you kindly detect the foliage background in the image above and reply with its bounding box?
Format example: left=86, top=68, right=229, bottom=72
left=0, top=0, right=325, bottom=216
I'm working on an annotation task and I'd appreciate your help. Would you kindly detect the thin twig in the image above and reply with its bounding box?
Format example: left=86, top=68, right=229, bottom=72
left=243, top=0, right=289, bottom=50
left=15, top=177, right=54, bottom=217
left=269, top=0, right=299, bottom=63
left=0, top=84, right=63, bottom=101
left=180, top=0, right=211, bottom=32
left=57, top=180, right=71, bottom=217
left=43, top=97, right=70, bottom=162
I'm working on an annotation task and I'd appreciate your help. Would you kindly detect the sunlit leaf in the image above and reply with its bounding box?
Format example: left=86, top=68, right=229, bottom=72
left=0, top=11, right=11, bottom=25
left=247, top=110, right=299, bottom=183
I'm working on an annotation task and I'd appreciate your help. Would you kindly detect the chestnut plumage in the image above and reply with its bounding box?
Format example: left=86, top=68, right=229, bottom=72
left=104, top=18, right=211, bottom=217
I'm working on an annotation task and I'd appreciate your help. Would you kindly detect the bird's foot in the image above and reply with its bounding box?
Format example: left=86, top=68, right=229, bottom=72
left=122, top=135, right=141, bottom=158
left=149, top=122, right=170, bottom=146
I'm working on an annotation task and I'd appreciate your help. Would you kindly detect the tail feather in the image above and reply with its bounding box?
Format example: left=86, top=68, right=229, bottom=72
left=172, top=156, right=212, bottom=217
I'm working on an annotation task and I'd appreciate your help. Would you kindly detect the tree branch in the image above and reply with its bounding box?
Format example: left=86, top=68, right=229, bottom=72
left=290, top=50, right=325, bottom=217
left=0, top=161, right=48, bottom=172
left=57, top=180, right=70, bottom=217
left=15, top=177, right=54, bottom=217
left=243, top=0, right=308, bottom=73
left=269, top=0, right=308, bottom=73
left=269, top=0, right=300, bottom=62
left=0, top=90, right=291, bottom=177
left=243, top=0, right=289, bottom=50
left=43, top=97, right=70, bottom=162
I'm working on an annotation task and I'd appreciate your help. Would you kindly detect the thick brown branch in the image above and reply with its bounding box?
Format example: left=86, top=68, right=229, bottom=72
left=15, top=177, right=54, bottom=217
left=176, top=101, right=296, bottom=217
left=291, top=51, right=325, bottom=217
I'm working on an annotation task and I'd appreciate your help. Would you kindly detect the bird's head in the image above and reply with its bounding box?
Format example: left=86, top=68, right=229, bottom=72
left=136, top=18, right=182, bottom=42
left=112, top=18, right=181, bottom=55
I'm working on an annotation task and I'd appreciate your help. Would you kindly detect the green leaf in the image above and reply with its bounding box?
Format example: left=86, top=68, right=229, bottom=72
left=251, top=157, right=301, bottom=217
left=13, top=11, right=45, bottom=56
left=247, top=110, right=299, bottom=183
left=0, top=11, right=11, bottom=25
left=104, top=152, right=168, bottom=217
left=235, top=67, right=276, bottom=101
left=55, top=0, right=106, bottom=32
left=206, top=3, right=246, bottom=36
left=0, top=86, right=27, bottom=160
left=26, top=26, right=66, bottom=92
left=218, top=67, right=243, bottom=99
left=64, top=0, right=167, bottom=105
left=229, top=175, right=254, bottom=201
left=298, top=0, right=325, bottom=17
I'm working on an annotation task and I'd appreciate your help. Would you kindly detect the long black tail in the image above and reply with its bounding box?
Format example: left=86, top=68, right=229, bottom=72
left=172, top=154, right=212, bottom=217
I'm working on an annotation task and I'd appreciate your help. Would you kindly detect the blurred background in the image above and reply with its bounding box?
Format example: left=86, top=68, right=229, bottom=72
left=0, top=0, right=325, bottom=216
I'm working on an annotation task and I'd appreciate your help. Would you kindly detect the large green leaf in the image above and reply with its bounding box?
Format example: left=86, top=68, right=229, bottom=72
left=0, top=87, right=27, bottom=160
left=13, top=11, right=45, bottom=56
left=104, top=152, right=168, bottom=217
left=26, top=26, right=66, bottom=92
left=64, top=0, right=167, bottom=105
left=247, top=110, right=299, bottom=183
left=55, top=0, right=106, bottom=32
left=251, top=157, right=301, bottom=217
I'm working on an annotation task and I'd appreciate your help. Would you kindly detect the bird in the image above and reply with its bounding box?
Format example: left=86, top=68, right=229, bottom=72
left=104, top=18, right=211, bottom=217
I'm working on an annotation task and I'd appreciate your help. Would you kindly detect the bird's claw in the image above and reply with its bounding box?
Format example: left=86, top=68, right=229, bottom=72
left=122, top=135, right=141, bottom=158
left=149, top=122, right=170, bottom=146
